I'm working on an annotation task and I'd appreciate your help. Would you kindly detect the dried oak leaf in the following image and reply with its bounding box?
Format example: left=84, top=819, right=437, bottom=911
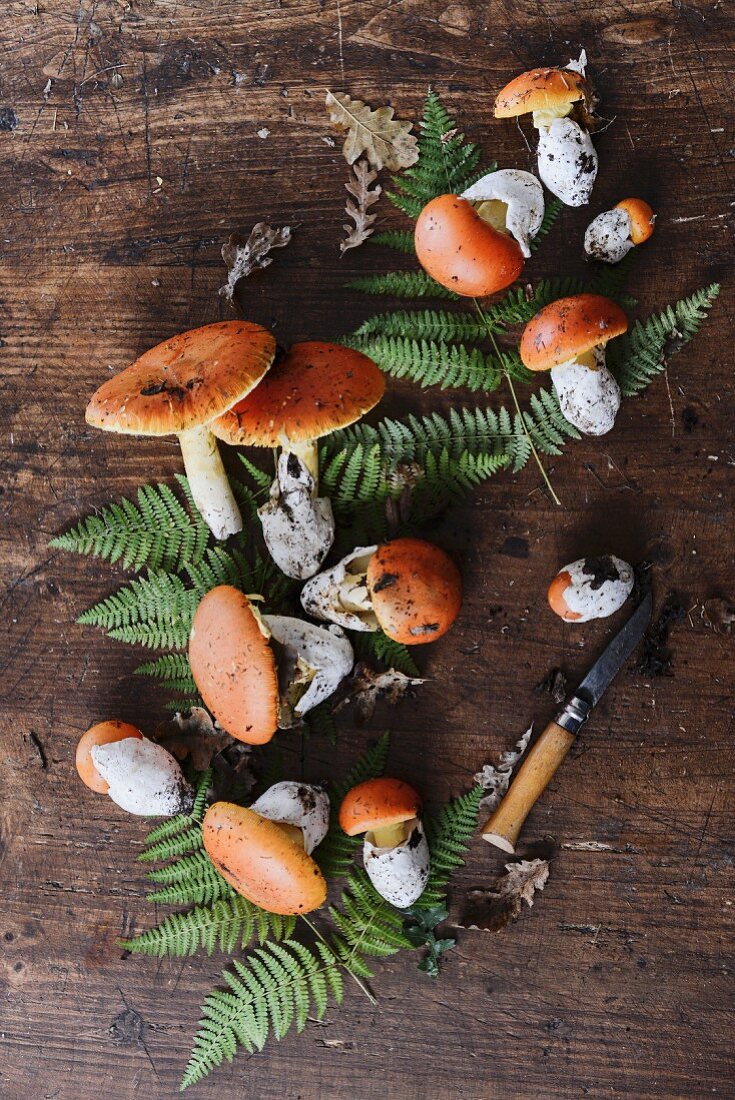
left=334, top=663, right=426, bottom=722
left=325, top=90, right=419, bottom=172
left=341, top=158, right=382, bottom=254
left=460, top=859, right=550, bottom=933
left=474, top=726, right=533, bottom=815
left=220, top=222, right=293, bottom=304
left=154, top=707, right=234, bottom=771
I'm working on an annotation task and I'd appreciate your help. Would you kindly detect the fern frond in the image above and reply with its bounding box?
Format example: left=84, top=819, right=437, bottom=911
left=350, top=307, right=489, bottom=343
left=370, top=229, right=415, bottom=254
left=237, top=453, right=273, bottom=491
left=120, top=897, right=296, bottom=958
left=609, top=284, right=720, bottom=396
left=181, top=938, right=344, bottom=1089
left=138, top=824, right=203, bottom=864
left=134, top=653, right=198, bottom=697
left=77, top=569, right=196, bottom=649
left=530, top=197, right=563, bottom=252
left=387, top=88, right=486, bottom=218
left=146, top=851, right=235, bottom=907
left=354, top=334, right=516, bottom=392
left=355, top=632, right=420, bottom=677
left=49, top=476, right=209, bottom=573
left=140, top=770, right=211, bottom=849
left=419, top=784, right=483, bottom=907
left=302, top=701, right=338, bottom=744
left=347, top=270, right=459, bottom=300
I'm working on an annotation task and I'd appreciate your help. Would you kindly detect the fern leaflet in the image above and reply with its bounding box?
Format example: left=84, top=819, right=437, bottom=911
left=121, top=897, right=296, bottom=959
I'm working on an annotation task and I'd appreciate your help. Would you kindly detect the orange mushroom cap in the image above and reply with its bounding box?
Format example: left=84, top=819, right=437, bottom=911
left=211, top=341, right=385, bottom=447
left=75, top=720, right=144, bottom=793
left=339, top=778, right=422, bottom=837
left=547, top=571, right=583, bottom=622
left=366, top=537, right=462, bottom=645
left=494, top=67, right=588, bottom=118
left=203, top=802, right=327, bottom=915
left=519, top=294, right=628, bottom=372
left=414, top=195, right=524, bottom=298
left=85, top=321, right=276, bottom=436
left=614, top=198, right=656, bottom=245
left=188, top=586, right=278, bottom=745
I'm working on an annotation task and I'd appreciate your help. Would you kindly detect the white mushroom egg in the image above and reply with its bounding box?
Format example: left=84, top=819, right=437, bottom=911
left=584, top=208, right=634, bottom=264
left=250, top=781, right=330, bottom=854
left=259, top=452, right=334, bottom=580
left=536, top=117, right=598, bottom=206
left=551, top=346, right=621, bottom=436
left=300, top=546, right=379, bottom=632
left=461, top=169, right=545, bottom=258
left=90, top=737, right=194, bottom=816
left=263, top=615, right=354, bottom=715
left=363, top=819, right=430, bottom=908
left=548, top=555, right=634, bottom=623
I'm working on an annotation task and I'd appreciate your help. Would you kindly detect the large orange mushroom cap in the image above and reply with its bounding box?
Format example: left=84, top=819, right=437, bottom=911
left=85, top=321, right=276, bottom=436
left=615, top=198, right=656, bottom=245
left=519, top=294, right=628, bottom=372
left=189, top=586, right=278, bottom=745
left=494, top=67, right=588, bottom=118
left=75, top=720, right=144, bottom=793
left=339, top=778, right=422, bottom=837
left=366, top=537, right=462, bottom=645
left=211, top=341, right=385, bottom=447
left=414, top=195, right=524, bottom=298
left=202, top=802, right=327, bottom=915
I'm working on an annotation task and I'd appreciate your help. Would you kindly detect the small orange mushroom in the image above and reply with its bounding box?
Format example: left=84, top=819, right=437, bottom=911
left=547, top=571, right=582, bottom=622
left=76, top=720, right=143, bottom=793
left=189, top=586, right=279, bottom=746
left=520, top=294, right=628, bottom=372
left=339, top=778, right=422, bottom=846
left=414, top=195, right=525, bottom=297
left=585, top=199, right=656, bottom=263
left=494, top=66, right=590, bottom=120
left=202, top=801, right=327, bottom=915
left=614, top=198, right=656, bottom=245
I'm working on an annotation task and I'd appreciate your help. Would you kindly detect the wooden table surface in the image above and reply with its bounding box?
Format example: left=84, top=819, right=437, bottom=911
left=1, top=2, right=733, bottom=1098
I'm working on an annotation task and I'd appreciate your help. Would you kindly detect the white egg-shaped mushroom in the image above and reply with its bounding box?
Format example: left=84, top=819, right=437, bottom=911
left=363, top=819, right=430, bottom=908
left=584, top=208, right=634, bottom=264
left=548, top=555, right=634, bottom=623
left=250, top=781, right=330, bottom=854
left=550, top=345, right=622, bottom=436
left=536, top=118, right=598, bottom=207
left=259, top=452, right=335, bottom=580
left=263, top=614, right=354, bottom=717
left=90, top=737, right=194, bottom=816
left=461, top=169, right=545, bottom=258
left=300, top=546, right=379, bottom=632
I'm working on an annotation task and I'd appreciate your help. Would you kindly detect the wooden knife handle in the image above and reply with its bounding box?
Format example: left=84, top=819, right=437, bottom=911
left=481, top=721, right=576, bottom=853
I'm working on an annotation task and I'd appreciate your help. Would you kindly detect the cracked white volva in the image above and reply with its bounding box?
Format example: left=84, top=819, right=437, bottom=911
left=263, top=614, right=354, bottom=715
left=259, top=452, right=335, bottom=579
left=461, top=168, right=545, bottom=257
left=556, top=556, right=634, bottom=622
left=363, top=819, right=430, bottom=908
left=90, top=737, right=194, bottom=816
left=551, top=345, right=621, bottom=435
left=536, top=117, right=598, bottom=207
left=250, top=781, right=330, bottom=854
left=300, top=545, right=380, bottom=632
left=584, top=208, right=635, bottom=263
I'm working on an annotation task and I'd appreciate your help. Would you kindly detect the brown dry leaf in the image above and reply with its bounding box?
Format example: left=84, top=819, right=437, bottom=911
left=340, top=158, right=382, bottom=254
left=220, top=222, right=293, bottom=304
left=460, top=859, right=550, bottom=933
left=474, top=726, right=533, bottom=815
left=325, top=90, right=419, bottom=172
left=334, top=663, right=426, bottom=722
left=155, top=707, right=234, bottom=771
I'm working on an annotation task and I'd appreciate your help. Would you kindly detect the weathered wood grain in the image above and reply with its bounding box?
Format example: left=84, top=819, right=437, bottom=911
left=1, top=1, right=733, bottom=1098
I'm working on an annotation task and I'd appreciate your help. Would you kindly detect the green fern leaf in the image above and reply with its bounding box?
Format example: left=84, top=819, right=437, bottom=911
left=354, top=334, right=513, bottom=392
left=77, top=570, right=197, bottom=650
left=530, top=197, right=563, bottom=252
left=347, top=270, right=459, bottom=300
left=146, top=850, right=235, bottom=907
left=120, top=896, right=296, bottom=958
left=419, top=783, right=484, bottom=907
left=350, top=307, right=490, bottom=343
left=49, top=476, right=210, bottom=573
left=370, top=229, right=415, bottom=254
left=355, top=632, right=420, bottom=677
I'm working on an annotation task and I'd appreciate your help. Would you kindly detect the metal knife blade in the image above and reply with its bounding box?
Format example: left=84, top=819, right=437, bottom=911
left=555, top=591, right=653, bottom=735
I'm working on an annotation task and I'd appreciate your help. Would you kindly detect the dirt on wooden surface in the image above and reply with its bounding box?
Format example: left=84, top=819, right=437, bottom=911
left=0, top=2, right=733, bottom=1098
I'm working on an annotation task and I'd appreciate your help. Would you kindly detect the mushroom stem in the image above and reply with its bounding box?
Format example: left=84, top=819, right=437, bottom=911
left=178, top=424, right=242, bottom=540
left=369, top=821, right=409, bottom=849
left=287, top=439, right=319, bottom=487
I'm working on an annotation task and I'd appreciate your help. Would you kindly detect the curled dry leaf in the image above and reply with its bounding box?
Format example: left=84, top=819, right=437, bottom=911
left=334, top=663, right=425, bottom=721
left=459, top=859, right=550, bottom=932
left=474, top=726, right=532, bottom=815
left=220, top=222, right=293, bottom=304
left=702, top=597, right=735, bottom=636
left=155, top=707, right=234, bottom=771
left=325, top=90, right=419, bottom=172
left=341, top=158, right=382, bottom=255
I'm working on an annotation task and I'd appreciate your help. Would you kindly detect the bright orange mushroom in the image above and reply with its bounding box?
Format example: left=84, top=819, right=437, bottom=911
left=414, top=195, right=524, bottom=297
left=76, top=720, right=143, bottom=794
left=339, top=778, right=421, bottom=846
left=520, top=294, right=628, bottom=372
left=494, top=66, right=590, bottom=120
left=202, top=801, right=327, bottom=915
left=366, top=538, right=462, bottom=645
left=614, top=198, right=656, bottom=245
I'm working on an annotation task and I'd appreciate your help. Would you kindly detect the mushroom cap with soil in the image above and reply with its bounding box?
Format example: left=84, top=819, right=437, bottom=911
left=202, top=801, right=327, bottom=915
left=86, top=321, right=275, bottom=540
left=414, top=194, right=525, bottom=296
left=548, top=555, right=634, bottom=622
left=494, top=66, right=590, bottom=119
left=584, top=198, right=656, bottom=263
left=76, top=720, right=143, bottom=794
